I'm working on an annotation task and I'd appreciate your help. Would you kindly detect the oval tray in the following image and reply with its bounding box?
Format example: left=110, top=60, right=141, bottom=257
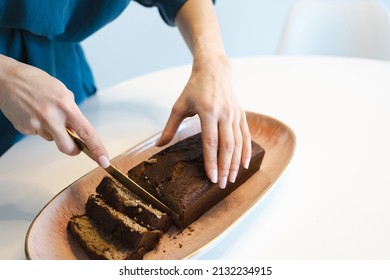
left=25, top=112, right=296, bottom=259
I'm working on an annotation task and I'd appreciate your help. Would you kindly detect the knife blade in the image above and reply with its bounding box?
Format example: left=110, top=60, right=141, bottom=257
left=66, top=128, right=179, bottom=221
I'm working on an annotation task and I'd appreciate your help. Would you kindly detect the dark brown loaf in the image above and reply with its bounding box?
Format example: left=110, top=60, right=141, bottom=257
left=96, top=176, right=172, bottom=232
left=67, top=215, right=145, bottom=260
left=68, top=131, right=265, bottom=259
left=127, top=132, right=265, bottom=229
left=85, top=194, right=162, bottom=250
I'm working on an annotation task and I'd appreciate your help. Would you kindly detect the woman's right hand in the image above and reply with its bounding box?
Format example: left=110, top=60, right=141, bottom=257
left=0, top=54, right=110, bottom=168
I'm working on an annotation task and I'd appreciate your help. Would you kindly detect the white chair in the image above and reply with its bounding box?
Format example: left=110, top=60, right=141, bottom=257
left=277, top=0, right=390, bottom=60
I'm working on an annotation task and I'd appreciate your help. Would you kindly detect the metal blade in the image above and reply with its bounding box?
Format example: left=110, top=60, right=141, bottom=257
left=104, top=164, right=178, bottom=219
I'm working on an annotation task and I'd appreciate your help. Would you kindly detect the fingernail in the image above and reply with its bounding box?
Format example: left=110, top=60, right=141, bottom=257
left=98, top=155, right=110, bottom=169
left=229, top=170, right=237, bottom=183
left=244, top=158, right=251, bottom=169
left=218, top=176, right=228, bottom=189
left=209, top=169, right=218, bottom=183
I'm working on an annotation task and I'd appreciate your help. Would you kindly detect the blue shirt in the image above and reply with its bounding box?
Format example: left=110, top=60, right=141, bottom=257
left=0, top=0, right=187, bottom=155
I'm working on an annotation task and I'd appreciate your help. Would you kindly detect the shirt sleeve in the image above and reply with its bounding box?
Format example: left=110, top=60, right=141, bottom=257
left=135, top=0, right=215, bottom=26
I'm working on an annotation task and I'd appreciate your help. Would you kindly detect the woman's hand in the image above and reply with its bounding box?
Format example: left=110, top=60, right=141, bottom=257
left=157, top=0, right=252, bottom=188
left=157, top=52, right=252, bottom=189
left=0, top=55, right=109, bottom=167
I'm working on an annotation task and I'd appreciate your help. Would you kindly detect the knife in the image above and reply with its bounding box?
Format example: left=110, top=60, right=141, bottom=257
left=66, top=128, right=179, bottom=221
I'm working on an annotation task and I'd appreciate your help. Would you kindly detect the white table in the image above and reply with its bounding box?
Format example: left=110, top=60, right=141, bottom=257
left=1, top=56, right=390, bottom=260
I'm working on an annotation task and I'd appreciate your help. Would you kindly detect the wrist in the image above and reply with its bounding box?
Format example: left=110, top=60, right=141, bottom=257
left=0, top=55, right=15, bottom=107
left=0, top=55, right=24, bottom=86
left=192, top=47, right=231, bottom=74
left=0, top=55, right=36, bottom=112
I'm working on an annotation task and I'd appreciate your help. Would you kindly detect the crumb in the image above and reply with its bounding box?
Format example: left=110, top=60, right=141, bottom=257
left=145, top=158, right=157, bottom=164
left=178, top=243, right=183, bottom=248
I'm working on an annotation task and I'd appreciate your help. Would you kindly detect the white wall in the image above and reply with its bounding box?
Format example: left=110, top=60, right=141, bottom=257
left=81, top=0, right=295, bottom=90
left=82, top=0, right=390, bottom=90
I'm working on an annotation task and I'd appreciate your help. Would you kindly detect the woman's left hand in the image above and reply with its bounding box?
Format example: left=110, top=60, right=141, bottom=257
left=157, top=53, right=252, bottom=189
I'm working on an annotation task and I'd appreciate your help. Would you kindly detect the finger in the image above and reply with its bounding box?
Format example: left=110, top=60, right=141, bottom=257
left=200, top=116, right=219, bottom=185
left=228, top=120, right=243, bottom=184
left=28, top=119, right=51, bottom=140
left=157, top=104, right=189, bottom=147
left=31, top=114, right=79, bottom=154
left=240, top=113, right=252, bottom=169
left=217, top=120, right=235, bottom=189
left=38, top=129, right=54, bottom=142
left=68, top=110, right=109, bottom=168
left=50, top=125, right=81, bottom=156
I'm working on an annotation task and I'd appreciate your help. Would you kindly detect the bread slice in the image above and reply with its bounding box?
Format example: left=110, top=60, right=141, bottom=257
left=85, top=195, right=162, bottom=250
left=96, top=176, right=172, bottom=232
left=67, top=215, right=145, bottom=260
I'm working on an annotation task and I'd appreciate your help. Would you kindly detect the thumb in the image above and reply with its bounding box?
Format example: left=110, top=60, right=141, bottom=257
left=156, top=108, right=186, bottom=147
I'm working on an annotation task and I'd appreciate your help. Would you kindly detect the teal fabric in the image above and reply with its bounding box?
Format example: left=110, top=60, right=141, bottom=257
left=0, top=0, right=188, bottom=155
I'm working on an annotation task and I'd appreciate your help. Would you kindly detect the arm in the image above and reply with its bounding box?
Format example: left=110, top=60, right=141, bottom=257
left=156, top=0, right=252, bottom=189
left=0, top=54, right=109, bottom=167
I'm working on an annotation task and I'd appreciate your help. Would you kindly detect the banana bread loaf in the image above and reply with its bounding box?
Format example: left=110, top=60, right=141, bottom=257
left=127, top=132, right=265, bottom=229
left=68, top=131, right=265, bottom=259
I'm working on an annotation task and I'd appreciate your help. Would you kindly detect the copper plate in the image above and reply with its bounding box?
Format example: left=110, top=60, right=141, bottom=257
left=25, top=112, right=296, bottom=260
